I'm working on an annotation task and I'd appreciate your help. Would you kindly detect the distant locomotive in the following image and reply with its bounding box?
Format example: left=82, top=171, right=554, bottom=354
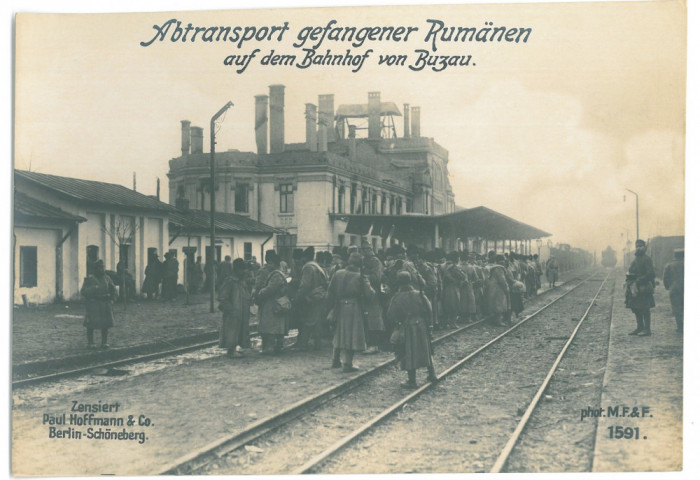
left=601, top=246, right=617, bottom=268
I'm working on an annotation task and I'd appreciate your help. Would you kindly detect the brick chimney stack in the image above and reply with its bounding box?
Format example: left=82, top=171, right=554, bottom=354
left=181, top=120, right=191, bottom=156
left=191, top=126, right=204, bottom=154
left=411, top=106, right=421, bottom=138
left=368, top=91, right=381, bottom=140
left=403, top=104, right=410, bottom=138
left=305, top=103, right=318, bottom=152
left=348, top=124, right=357, bottom=161
left=318, top=94, right=335, bottom=143
left=255, top=95, right=269, bottom=155
left=269, top=84, right=285, bottom=154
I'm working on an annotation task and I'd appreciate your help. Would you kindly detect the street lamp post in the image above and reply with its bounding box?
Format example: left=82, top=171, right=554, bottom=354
left=625, top=188, right=639, bottom=240
left=209, top=101, right=234, bottom=313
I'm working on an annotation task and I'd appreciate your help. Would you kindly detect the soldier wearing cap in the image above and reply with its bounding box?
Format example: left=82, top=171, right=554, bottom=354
left=327, top=252, right=374, bottom=372
left=292, top=246, right=328, bottom=350
left=80, top=259, right=117, bottom=349
left=361, top=240, right=385, bottom=353
left=625, top=239, right=656, bottom=336
left=218, top=258, right=252, bottom=358
left=386, top=271, right=438, bottom=388
left=663, top=248, right=684, bottom=333
left=255, top=250, right=289, bottom=354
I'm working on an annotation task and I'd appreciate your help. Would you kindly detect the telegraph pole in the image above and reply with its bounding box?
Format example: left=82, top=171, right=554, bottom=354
left=210, top=101, right=234, bottom=312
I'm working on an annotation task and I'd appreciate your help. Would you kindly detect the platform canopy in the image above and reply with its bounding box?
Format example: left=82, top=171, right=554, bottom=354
left=437, top=206, right=551, bottom=240
left=336, top=206, right=550, bottom=242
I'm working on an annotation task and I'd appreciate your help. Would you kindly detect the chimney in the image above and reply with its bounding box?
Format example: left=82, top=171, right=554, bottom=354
left=318, top=115, right=328, bottom=153
left=156, top=177, right=160, bottom=201
left=269, top=84, right=285, bottom=154
left=255, top=95, right=269, bottom=155
left=181, top=120, right=191, bottom=156
left=305, top=103, right=318, bottom=152
left=411, top=106, right=421, bottom=138
left=368, top=91, right=381, bottom=140
left=348, top=124, right=357, bottom=161
left=191, top=126, right=204, bottom=154
left=318, top=94, right=335, bottom=143
left=403, top=104, right=410, bottom=138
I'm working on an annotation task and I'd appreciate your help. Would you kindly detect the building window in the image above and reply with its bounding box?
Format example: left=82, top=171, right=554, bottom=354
left=20, top=246, right=37, bottom=288
left=338, top=234, right=345, bottom=246
left=397, top=198, right=403, bottom=215
left=244, top=242, right=252, bottom=261
left=406, top=198, right=413, bottom=213
left=371, top=193, right=377, bottom=214
left=389, top=197, right=395, bottom=215
left=362, top=187, right=370, bottom=214
left=381, top=194, right=386, bottom=215
left=235, top=183, right=249, bottom=213
left=280, top=183, right=294, bottom=213
left=337, top=186, right=345, bottom=214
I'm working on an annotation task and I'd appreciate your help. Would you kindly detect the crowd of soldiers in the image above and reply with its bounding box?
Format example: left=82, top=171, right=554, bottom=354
left=215, top=241, right=548, bottom=388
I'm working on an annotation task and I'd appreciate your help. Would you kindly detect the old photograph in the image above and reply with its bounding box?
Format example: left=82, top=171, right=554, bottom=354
left=9, top=0, right=689, bottom=476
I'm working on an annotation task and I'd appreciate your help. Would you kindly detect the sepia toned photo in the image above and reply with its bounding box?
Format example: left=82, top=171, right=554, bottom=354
left=9, top=0, right=688, bottom=476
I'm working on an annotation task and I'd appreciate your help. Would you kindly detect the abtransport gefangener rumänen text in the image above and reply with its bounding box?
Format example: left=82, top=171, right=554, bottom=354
left=140, top=18, right=532, bottom=52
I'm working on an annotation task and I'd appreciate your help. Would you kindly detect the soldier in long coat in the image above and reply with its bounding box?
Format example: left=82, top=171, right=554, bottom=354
left=485, top=255, right=512, bottom=326
left=142, top=252, right=162, bottom=300
left=80, top=260, right=117, bottom=349
left=414, top=251, right=440, bottom=329
left=626, top=239, right=656, bottom=336
left=663, top=248, right=684, bottom=333
left=546, top=255, right=559, bottom=288
left=361, top=241, right=385, bottom=353
left=327, top=253, right=374, bottom=372
left=439, top=251, right=465, bottom=329
left=533, top=254, right=543, bottom=292
left=162, top=252, right=179, bottom=300
left=218, top=259, right=251, bottom=357
left=458, top=252, right=477, bottom=323
left=293, top=246, right=328, bottom=351
left=256, top=251, right=289, bottom=354
left=386, top=271, right=438, bottom=389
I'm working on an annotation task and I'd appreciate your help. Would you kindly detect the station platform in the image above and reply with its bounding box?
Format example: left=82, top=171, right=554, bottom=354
left=592, top=269, right=683, bottom=472
left=11, top=292, right=224, bottom=376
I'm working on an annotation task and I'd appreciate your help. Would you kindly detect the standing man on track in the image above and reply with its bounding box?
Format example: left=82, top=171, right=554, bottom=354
left=386, top=271, right=438, bottom=389
left=218, top=259, right=252, bottom=358
left=292, top=246, right=328, bottom=351
left=80, top=259, right=117, bottom=349
left=625, top=239, right=656, bottom=336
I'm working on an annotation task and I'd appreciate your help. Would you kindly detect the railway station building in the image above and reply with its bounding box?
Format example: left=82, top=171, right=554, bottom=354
left=167, top=85, right=549, bottom=256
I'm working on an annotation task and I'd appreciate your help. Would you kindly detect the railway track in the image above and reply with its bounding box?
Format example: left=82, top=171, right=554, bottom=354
left=13, top=272, right=584, bottom=391
left=157, top=271, right=600, bottom=475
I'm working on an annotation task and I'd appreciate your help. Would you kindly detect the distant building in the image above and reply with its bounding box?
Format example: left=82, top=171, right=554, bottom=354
left=168, top=86, right=456, bottom=256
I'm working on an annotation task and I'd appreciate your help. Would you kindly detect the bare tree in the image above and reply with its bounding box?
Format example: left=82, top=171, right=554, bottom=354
left=102, top=215, right=140, bottom=306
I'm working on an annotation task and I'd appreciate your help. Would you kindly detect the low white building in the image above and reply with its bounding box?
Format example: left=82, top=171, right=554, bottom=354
left=13, top=170, right=280, bottom=304
left=13, top=191, right=87, bottom=305
left=14, top=170, right=175, bottom=304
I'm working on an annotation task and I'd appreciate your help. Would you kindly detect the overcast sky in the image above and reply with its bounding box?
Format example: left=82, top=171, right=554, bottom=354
left=12, top=0, right=688, bottom=256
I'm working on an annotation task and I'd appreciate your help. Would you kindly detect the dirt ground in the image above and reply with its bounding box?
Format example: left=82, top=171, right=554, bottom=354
left=12, top=293, right=224, bottom=365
